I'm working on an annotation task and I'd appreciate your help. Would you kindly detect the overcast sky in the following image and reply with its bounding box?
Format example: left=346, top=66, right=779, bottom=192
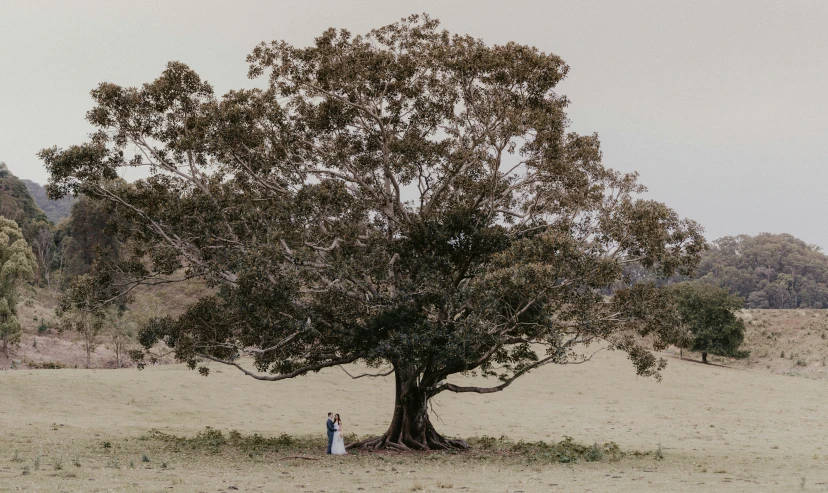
left=1, top=1, right=826, bottom=247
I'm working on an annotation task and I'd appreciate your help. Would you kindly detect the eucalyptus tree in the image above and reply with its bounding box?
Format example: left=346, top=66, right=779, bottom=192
left=105, top=306, right=137, bottom=369
left=58, top=273, right=109, bottom=368
left=41, top=15, right=705, bottom=450
left=667, top=282, right=747, bottom=364
left=0, top=217, right=38, bottom=357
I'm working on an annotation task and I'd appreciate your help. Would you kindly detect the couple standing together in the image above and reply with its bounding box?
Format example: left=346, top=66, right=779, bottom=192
left=326, top=412, right=346, bottom=455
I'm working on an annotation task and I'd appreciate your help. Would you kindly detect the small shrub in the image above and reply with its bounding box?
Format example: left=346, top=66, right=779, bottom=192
left=504, top=436, right=623, bottom=463
left=53, top=457, right=63, bottom=470
left=129, top=460, right=135, bottom=468
left=21, top=466, right=30, bottom=476
left=102, top=441, right=111, bottom=449
left=73, top=457, right=81, bottom=468
left=275, top=433, right=295, bottom=446
left=10, top=359, right=20, bottom=370
left=796, top=359, right=807, bottom=367
left=781, top=351, right=785, bottom=358
left=654, top=444, right=664, bottom=461
left=142, top=454, right=150, bottom=463
left=584, top=443, right=604, bottom=462
left=37, top=321, right=48, bottom=334
left=33, top=455, right=40, bottom=470
left=29, top=361, right=65, bottom=370
left=161, top=462, right=168, bottom=469
left=473, top=436, right=497, bottom=450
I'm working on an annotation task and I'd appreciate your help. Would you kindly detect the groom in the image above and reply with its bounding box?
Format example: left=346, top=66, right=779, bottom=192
left=325, top=412, right=336, bottom=454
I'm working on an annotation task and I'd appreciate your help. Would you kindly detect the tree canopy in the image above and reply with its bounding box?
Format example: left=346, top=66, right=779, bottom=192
left=667, top=281, right=747, bottom=363
left=41, top=15, right=705, bottom=450
left=0, top=217, right=38, bottom=356
left=0, top=163, right=49, bottom=244
left=58, top=194, right=121, bottom=279
left=695, top=233, right=828, bottom=309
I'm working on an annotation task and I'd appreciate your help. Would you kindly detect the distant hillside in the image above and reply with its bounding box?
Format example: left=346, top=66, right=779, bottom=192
left=1, top=279, right=210, bottom=370
left=695, top=233, right=828, bottom=309
left=0, top=162, right=48, bottom=242
left=22, top=178, right=74, bottom=223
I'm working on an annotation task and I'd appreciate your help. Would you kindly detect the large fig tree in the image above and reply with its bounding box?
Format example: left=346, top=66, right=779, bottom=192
left=41, top=15, right=704, bottom=451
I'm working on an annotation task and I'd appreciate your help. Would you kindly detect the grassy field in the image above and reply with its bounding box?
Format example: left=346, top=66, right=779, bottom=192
left=4, top=347, right=828, bottom=492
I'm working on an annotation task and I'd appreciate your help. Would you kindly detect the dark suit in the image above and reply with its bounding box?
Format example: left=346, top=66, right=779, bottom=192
left=326, top=418, right=336, bottom=454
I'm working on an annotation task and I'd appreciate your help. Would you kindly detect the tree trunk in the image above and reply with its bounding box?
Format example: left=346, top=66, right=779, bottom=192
left=702, top=351, right=708, bottom=364
left=348, top=366, right=468, bottom=452
left=115, top=341, right=123, bottom=368
left=85, top=337, right=91, bottom=369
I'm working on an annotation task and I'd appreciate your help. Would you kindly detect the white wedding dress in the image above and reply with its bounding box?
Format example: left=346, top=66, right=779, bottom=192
left=331, top=423, right=346, bottom=455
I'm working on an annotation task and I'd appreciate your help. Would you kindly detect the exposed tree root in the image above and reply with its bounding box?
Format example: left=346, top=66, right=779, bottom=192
left=347, top=427, right=469, bottom=452
left=346, top=367, right=471, bottom=452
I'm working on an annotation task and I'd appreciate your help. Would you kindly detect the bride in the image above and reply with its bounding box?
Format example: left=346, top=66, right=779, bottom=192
left=331, top=414, right=346, bottom=455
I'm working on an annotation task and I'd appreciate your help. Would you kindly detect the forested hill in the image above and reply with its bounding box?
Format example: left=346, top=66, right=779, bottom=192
left=0, top=162, right=48, bottom=242
left=22, top=178, right=74, bottom=223
left=695, top=233, right=828, bottom=309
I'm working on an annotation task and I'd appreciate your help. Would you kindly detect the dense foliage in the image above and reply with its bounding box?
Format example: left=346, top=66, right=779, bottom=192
left=58, top=195, right=121, bottom=278
left=41, top=15, right=705, bottom=450
left=667, top=282, right=747, bottom=363
left=0, top=165, right=116, bottom=290
left=22, top=179, right=75, bottom=223
left=695, top=234, right=828, bottom=309
left=0, top=163, right=49, bottom=244
left=0, top=217, right=38, bottom=356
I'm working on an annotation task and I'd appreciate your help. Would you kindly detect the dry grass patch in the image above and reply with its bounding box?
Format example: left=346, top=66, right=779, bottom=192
left=6, top=345, right=828, bottom=491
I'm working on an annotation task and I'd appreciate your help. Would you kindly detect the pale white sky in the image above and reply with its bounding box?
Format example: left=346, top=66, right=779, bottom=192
left=1, top=1, right=827, bottom=247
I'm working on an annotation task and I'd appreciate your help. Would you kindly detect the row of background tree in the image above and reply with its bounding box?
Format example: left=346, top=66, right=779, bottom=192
left=2, top=162, right=827, bottom=310
left=622, top=233, right=828, bottom=309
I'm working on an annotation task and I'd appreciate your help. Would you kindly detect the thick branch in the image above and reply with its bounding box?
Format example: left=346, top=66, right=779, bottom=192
left=197, top=353, right=361, bottom=381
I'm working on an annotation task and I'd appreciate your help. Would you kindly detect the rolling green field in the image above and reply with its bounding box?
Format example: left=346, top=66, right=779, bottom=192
left=3, top=348, right=828, bottom=492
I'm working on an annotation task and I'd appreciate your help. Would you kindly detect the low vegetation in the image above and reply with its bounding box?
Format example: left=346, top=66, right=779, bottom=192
left=140, top=427, right=625, bottom=465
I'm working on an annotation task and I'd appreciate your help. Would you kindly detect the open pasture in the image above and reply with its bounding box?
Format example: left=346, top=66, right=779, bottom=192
left=2, top=349, right=828, bottom=492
